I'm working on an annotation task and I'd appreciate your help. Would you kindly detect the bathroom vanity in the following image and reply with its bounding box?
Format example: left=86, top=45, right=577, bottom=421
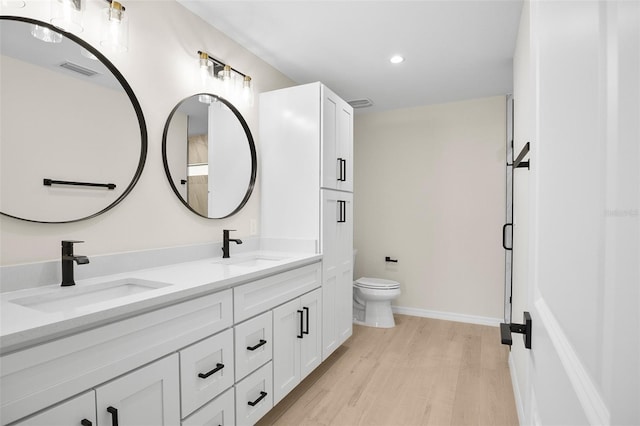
left=0, top=252, right=322, bottom=425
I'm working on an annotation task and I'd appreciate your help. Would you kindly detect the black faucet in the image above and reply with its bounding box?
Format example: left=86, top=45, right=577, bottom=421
left=222, top=229, right=242, bottom=258
left=61, top=240, right=90, bottom=287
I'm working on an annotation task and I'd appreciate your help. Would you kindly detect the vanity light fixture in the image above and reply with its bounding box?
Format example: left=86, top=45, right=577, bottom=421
left=197, top=50, right=254, bottom=106
left=100, top=0, right=129, bottom=52
left=50, top=0, right=84, bottom=34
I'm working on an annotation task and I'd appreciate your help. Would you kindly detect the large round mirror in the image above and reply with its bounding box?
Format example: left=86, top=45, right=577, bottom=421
left=163, top=94, right=256, bottom=219
left=0, top=16, right=147, bottom=223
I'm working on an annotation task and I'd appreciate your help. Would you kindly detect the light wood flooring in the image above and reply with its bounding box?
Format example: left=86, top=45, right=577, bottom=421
left=257, top=314, right=518, bottom=426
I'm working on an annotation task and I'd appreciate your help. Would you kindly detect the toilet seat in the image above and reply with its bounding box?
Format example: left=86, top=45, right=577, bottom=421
left=355, top=277, right=400, bottom=290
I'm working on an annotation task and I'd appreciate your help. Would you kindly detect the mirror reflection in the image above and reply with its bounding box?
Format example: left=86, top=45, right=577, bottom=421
left=163, top=94, right=256, bottom=219
left=0, top=16, right=147, bottom=223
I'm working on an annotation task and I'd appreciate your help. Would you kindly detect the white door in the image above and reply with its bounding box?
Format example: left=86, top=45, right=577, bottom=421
left=96, top=354, right=180, bottom=426
left=299, top=288, right=322, bottom=379
left=272, top=298, right=301, bottom=404
left=511, top=1, right=639, bottom=424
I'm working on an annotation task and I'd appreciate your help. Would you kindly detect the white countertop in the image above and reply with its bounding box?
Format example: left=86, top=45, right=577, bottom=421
left=0, top=251, right=321, bottom=355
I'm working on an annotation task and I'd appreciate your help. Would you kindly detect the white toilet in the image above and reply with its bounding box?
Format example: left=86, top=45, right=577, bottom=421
left=352, top=250, right=401, bottom=328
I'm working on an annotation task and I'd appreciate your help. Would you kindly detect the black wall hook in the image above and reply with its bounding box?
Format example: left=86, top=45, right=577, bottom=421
left=385, top=256, right=398, bottom=263
left=500, top=311, right=532, bottom=349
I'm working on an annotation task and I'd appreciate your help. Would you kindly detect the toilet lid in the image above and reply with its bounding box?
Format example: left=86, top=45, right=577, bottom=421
left=355, top=277, right=400, bottom=289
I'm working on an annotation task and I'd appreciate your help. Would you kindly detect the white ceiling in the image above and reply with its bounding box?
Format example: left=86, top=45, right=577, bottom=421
left=177, top=0, right=523, bottom=113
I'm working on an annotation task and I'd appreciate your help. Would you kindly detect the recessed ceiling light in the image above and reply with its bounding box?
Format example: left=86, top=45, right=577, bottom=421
left=390, top=55, right=404, bottom=64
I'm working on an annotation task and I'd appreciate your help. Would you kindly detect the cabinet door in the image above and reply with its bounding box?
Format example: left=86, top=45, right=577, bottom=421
left=321, top=85, right=354, bottom=191
left=337, top=193, right=354, bottom=345
left=321, top=190, right=340, bottom=359
left=322, top=190, right=353, bottom=359
left=13, top=391, right=95, bottom=426
left=96, top=354, right=180, bottom=426
left=272, top=298, right=302, bottom=404
left=299, top=288, right=322, bottom=380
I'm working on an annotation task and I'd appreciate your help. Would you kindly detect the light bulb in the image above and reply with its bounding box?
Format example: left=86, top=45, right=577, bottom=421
left=242, top=75, right=254, bottom=107
left=50, top=0, right=84, bottom=33
left=31, top=24, right=63, bottom=43
left=100, top=0, right=129, bottom=52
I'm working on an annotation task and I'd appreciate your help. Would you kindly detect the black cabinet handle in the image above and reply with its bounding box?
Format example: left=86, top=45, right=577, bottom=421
left=337, top=200, right=346, bottom=223
left=247, top=391, right=268, bottom=407
left=81, top=420, right=92, bottom=426
left=297, top=310, right=304, bottom=338
left=198, top=363, right=225, bottom=379
left=247, top=339, right=267, bottom=351
left=502, top=223, right=513, bottom=250
left=303, top=306, right=310, bottom=335
left=106, top=406, right=118, bottom=426
left=337, top=158, right=347, bottom=182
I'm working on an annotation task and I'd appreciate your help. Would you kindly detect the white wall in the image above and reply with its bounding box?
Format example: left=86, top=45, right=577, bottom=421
left=354, top=96, right=506, bottom=322
left=0, top=0, right=293, bottom=266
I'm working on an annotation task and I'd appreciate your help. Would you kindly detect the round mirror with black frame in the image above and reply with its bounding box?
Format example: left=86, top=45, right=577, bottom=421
left=0, top=16, right=147, bottom=223
left=162, top=93, right=257, bottom=219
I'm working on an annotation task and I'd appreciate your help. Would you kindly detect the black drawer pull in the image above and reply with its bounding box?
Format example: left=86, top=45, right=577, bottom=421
left=303, top=306, right=310, bottom=335
left=198, top=363, right=225, bottom=379
left=81, top=420, right=92, bottom=426
left=247, top=339, right=267, bottom=351
left=247, top=391, right=268, bottom=406
left=106, top=406, right=118, bottom=426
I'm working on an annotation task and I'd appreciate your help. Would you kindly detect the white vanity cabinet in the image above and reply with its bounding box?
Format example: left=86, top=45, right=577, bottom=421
left=272, top=288, right=322, bottom=404
left=261, top=82, right=354, bottom=364
left=11, top=391, right=96, bottom=426
left=1, top=259, right=324, bottom=426
left=96, top=354, right=180, bottom=426
left=1, top=290, right=232, bottom=425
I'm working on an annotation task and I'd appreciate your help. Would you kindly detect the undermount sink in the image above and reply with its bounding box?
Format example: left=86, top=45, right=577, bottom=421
left=213, top=254, right=290, bottom=269
left=10, top=278, right=172, bottom=313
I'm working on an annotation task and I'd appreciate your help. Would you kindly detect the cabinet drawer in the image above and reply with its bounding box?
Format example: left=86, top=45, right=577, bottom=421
left=235, top=311, right=273, bottom=381
left=182, top=387, right=234, bottom=426
left=12, top=391, right=96, bottom=426
left=235, top=361, right=273, bottom=426
left=180, top=328, right=234, bottom=417
left=234, top=263, right=321, bottom=322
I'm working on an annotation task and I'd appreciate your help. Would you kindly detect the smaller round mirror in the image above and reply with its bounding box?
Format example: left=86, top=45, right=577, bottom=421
left=162, top=94, right=257, bottom=219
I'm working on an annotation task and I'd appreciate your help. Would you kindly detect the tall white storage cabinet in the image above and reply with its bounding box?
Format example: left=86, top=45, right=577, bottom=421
left=260, top=82, right=354, bottom=361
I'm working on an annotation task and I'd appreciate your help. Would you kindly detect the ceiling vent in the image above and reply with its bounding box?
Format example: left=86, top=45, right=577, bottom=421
left=59, top=61, right=100, bottom=77
left=347, top=98, right=374, bottom=109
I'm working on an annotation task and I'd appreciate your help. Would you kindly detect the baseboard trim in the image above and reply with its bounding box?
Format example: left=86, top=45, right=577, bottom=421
left=535, top=298, right=610, bottom=425
left=392, top=305, right=502, bottom=327
left=509, top=352, right=525, bottom=425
